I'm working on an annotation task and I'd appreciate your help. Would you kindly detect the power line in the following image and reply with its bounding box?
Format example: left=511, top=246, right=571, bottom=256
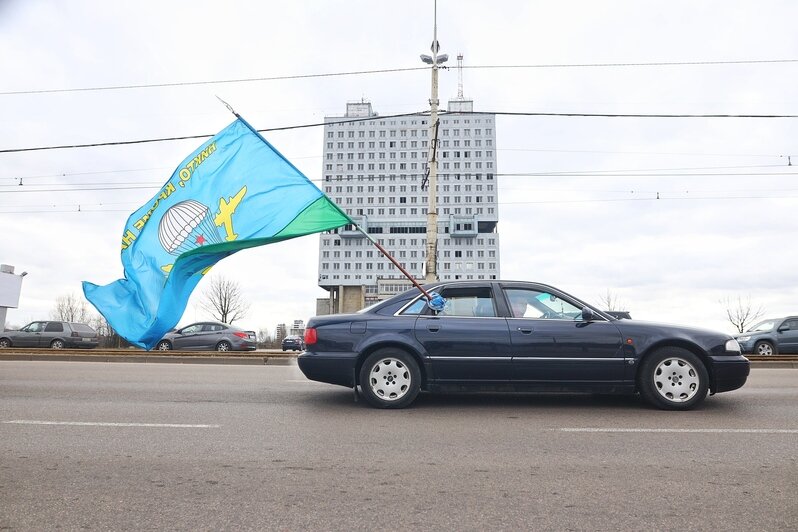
left=3, top=59, right=795, bottom=96
left=0, top=67, right=427, bottom=96
left=0, top=111, right=429, bottom=154
left=4, top=108, right=798, bottom=155
left=5, top=163, right=788, bottom=185
left=2, top=192, right=796, bottom=214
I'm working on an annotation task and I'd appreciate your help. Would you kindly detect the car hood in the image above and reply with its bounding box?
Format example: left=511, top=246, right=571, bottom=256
left=613, top=319, right=733, bottom=343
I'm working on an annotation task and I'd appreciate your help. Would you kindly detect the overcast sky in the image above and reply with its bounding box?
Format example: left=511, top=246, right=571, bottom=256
left=1, top=0, right=797, bottom=336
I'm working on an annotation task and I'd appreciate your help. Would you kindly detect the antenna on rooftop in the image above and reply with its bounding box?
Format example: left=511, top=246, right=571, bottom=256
left=456, top=53, right=465, bottom=100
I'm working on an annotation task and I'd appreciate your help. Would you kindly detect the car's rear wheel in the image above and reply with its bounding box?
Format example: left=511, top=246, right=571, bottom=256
left=216, top=341, right=231, bottom=352
left=754, top=340, right=776, bottom=356
left=156, top=340, right=172, bottom=351
left=359, top=349, right=421, bottom=409
left=50, top=339, right=65, bottom=349
left=0, top=338, right=10, bottom=348
left=639, top=347, right=708, bottom=410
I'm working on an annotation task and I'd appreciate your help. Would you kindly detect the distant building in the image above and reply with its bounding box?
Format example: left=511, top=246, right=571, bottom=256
left=317, top=99, right=500, bottom=312
left=290, top=320, right=305, bottom=336
left=275, top=323, right=287, bottom=343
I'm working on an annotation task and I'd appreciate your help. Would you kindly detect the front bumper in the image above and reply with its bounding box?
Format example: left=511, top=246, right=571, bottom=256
left=735, top=340, right=755, bottom=354
left=709, top=354, right=750, bottom=393
left=298, top=351, right=359, bottom=388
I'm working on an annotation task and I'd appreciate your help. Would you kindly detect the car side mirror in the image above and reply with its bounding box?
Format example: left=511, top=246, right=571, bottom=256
left=581, top=307, right=595, bottom=322
left=777, top=326, right=789, bottom=333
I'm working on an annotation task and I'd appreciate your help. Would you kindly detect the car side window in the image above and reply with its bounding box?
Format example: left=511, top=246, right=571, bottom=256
left=435, top=287, right=497, bottom=317
left=783, top=320, right=798, bottom=330
left=203, top=324, right=221, bottom=332
left=400, top=298, right=427, bottom=315
left=504, top=288, right=583, bottom=320
left=182, top=324, right=201, bottom=334
left=44, top=322, right=64, bottom=333
left=25, top=322, right=45, bottom=333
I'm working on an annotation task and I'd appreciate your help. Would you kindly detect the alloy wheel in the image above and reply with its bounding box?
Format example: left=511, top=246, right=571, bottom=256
left=368, top=358, right=412, bottom=401
left=653, top=357, right=700, bottom=403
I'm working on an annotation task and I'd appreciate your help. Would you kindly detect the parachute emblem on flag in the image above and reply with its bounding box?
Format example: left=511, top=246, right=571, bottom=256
left=158, top=200, right=224, bottom=256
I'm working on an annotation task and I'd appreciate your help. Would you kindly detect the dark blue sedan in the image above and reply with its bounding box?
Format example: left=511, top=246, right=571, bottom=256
left=298, top=281, right=750, bottom=410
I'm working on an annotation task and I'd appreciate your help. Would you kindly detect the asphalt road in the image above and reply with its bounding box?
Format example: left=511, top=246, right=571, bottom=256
left=1, top=361, right=796, bottom=531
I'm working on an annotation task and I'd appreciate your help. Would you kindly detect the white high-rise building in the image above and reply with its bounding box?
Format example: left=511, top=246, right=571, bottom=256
left=317, top=99, right=500, bottom=310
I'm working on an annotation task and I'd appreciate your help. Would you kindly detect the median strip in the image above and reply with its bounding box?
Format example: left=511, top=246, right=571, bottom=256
left=558, top=427, right=798, bottom=434
left=3, top=420, right=220, bottom=428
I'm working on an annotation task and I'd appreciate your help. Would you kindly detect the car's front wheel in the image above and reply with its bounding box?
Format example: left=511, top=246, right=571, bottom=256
left=216, top=341, right=231, bottom=352
left=156, top=341, right=172, bottom=351
left=0, top=338, right=10, bottom=348
left=358, top=349, right=421, bottom=409
left=754, top=340, right=776, bottom=356
left=639, top=347, right=708, bottom=410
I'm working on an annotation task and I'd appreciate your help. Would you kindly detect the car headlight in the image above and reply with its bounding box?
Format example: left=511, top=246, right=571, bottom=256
left=725, top=339, right=742, bottom=352
left=737, top=336, right=751, bottom=342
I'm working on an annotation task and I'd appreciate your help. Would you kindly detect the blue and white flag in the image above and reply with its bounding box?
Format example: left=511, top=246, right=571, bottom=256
left=83, top=117, right=352, bottom=349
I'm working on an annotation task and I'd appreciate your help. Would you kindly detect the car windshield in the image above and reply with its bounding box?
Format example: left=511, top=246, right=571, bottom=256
left=747, top=320, right=776, bottom=332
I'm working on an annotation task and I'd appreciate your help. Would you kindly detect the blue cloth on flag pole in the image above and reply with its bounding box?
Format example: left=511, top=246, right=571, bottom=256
left=83, top=117, right=351, bottom=350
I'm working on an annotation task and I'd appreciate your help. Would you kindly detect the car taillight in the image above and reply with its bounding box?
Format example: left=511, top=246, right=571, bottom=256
left=304, top=328, right=317, bottom=345
left=233, top=332, right=248, bottom=338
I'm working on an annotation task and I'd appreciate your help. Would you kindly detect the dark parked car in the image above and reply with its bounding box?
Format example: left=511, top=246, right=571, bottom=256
left=0, top=321, right=99, bottom=349
left=282, top=335, right=305, bottom=352
left=155, top=321, right=256, bottom=351
left=298, top=281, right=750, bottom=410
left=735, top=316, right=798, bottom=355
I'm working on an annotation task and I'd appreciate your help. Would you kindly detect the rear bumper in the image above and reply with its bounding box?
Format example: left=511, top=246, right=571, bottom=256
left=298, top=351, right=359, bottom=387
left=709, top=354, right=750, bottom=393
left=65, top=339, right=99, bottom=349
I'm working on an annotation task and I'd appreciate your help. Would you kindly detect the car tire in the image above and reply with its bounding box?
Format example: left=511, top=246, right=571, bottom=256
left=0, top=338, right=10, bottom=348
left=216, top=341, right=232, bottom=352
left=50, top=339, right=65, bottom=349
left=639, top=347, right=708, bottom=410
left=753, top=340, right=776, bottom=356
left=156, top=340, right=172, bottom=351
left=358, top=348, right=421, bottom=409
left=282, top=347, right=287, bottom=351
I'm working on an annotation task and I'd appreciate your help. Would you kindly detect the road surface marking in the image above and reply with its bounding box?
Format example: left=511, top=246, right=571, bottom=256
left=3, top=420, right=220, bottom=428
left=558, top=428, right=798, bottom=434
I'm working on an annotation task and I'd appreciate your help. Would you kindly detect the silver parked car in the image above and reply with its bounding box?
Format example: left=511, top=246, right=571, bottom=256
left=155, top=321, right=257, bottom=352
left=0, top=321, right=99, bottom=349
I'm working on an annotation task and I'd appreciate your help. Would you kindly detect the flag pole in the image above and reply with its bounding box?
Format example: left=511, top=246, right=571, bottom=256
left=215, top=97, right=438, bottom=306
left=356, top=225, right=434, bottom=301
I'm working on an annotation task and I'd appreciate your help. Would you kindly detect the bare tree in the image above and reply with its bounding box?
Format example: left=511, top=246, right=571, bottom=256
left=51, top=293, right=90, bottom=322
left=597, top=289, right=626, bottom=312
left=199, top=276, right=250, bottom=324
left=723, top=296, right=765, bottom=333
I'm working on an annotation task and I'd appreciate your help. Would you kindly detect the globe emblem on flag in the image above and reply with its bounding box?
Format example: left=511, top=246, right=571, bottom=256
left=157, top=200, right=224, bottom=256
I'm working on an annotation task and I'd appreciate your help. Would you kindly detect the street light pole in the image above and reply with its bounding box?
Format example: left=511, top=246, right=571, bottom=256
left=421, top=0, right=447, bottom=282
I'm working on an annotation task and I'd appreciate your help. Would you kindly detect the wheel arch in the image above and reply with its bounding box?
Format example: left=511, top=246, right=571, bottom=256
left=354, top=341, right=428, bottom=387
left=636, top=340, right=713, bottom=389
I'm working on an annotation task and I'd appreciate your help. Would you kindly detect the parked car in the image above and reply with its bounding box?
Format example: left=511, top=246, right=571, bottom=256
left=0, top=321, right=99, bottom=349
left=735, top=317, right=798, bottom=355
left=155, top=321, right=256, bottom=351
left=282, top=335, right=305, bottom=352
left=298, top=280, right=750, bottom=410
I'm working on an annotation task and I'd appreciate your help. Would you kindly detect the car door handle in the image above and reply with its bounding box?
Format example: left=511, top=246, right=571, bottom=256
left=427, top=325, right=440, bottom=333
left=517, top=327, right=533, bottom=334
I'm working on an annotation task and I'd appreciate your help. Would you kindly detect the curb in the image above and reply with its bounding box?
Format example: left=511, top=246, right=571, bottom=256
left=0, top=353, right=296, bottom=365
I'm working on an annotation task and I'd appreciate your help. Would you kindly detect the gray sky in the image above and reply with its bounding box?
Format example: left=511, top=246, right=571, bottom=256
left=2, top=0, right=797, bottom=335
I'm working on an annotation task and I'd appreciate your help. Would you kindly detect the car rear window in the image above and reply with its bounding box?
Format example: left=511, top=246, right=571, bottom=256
left=70, top=323, right=97, bottom=333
